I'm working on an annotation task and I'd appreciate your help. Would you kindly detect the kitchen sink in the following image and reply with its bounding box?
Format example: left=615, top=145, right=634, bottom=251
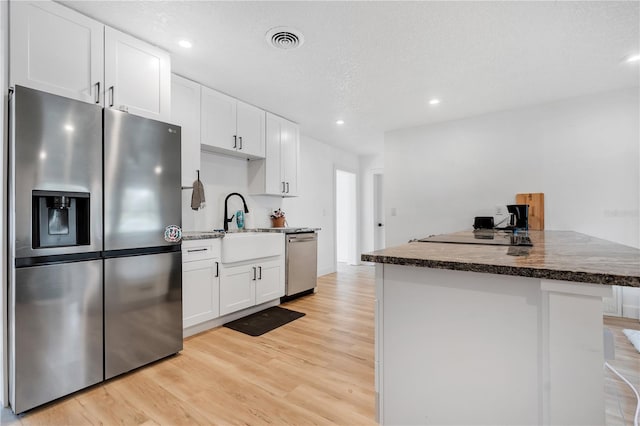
left=220, top=232, right=283, bottom=263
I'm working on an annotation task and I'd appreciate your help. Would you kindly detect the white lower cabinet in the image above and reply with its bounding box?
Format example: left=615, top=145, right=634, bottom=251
left=255, top=259, right=284, bottom=305
left=182, top=239, right=221, bottom=328
left=219, top=263, right=256, bottom=316
left=220, top=257, right=283, bottom=316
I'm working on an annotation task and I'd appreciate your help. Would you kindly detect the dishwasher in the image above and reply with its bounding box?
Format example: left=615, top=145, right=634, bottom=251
left=284, top=231, right=318, bottom=300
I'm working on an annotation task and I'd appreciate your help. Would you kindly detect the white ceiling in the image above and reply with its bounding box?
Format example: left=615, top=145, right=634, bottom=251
left=61, top=1, right=640, bottom=156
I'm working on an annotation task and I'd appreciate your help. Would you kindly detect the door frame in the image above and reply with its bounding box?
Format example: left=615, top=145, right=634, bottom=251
left=333, top=166, right=359, bottom=271
left=373, top=171, right=385, bottom=251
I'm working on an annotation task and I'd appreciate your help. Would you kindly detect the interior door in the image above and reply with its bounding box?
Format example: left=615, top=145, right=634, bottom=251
left=10, top=1, right=104, bottom=104
left=373, top=173, right=385, bottom=250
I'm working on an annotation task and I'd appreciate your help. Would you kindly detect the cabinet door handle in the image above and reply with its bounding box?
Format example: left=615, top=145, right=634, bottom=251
left=108, top=86, right=114, bottom=107
left=252, top=266, right=257, bottom=281
left=258, top=266, right=262, bottom=280
left=286, top=182, right=290, bottom=194
left=282, top=181, right=285, bottom=193
left=215, top=261, right=219, bottom=278
left=186, top=248, right=208, bottom=253
left=94, top=82, right=100, bottom=104
left=233, top=135, right=237, bottom=149
left=239, top=136, right=243, bottom=150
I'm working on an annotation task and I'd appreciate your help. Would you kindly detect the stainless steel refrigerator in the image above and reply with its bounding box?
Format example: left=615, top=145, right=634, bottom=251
left=9, top=86, right=183, bottom=413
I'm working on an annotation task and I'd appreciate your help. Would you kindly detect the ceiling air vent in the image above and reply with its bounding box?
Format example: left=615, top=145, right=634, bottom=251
left=266, top=27, right=304, bottom=50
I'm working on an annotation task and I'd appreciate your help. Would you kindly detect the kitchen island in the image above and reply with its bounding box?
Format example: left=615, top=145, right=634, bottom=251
left=362, top=230, right=640, bottom=426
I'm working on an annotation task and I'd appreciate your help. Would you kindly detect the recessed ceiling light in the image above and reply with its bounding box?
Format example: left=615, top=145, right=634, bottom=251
left=178, top=40, right=192, bottom=49
left=336, top=120, right=345, bottom=125
left=625, top=53, right=640, bottom=63
left=429, top=99, right=441, bottom=105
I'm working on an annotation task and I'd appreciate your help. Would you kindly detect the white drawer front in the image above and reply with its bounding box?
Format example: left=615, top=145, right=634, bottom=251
left=182, top=239, right=221, bottom=262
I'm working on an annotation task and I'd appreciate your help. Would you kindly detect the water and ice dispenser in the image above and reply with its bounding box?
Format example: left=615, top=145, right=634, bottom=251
left=32, top=190, right=90, bottom=248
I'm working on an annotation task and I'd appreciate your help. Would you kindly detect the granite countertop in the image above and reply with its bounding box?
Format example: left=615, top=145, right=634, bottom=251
left=182, top=227, right=320, bottom=240
left=361, top=230, right=640, bottom=287
left=255, top=227, right=321, bottom=233
left=182, top=231, right=225, bottom=241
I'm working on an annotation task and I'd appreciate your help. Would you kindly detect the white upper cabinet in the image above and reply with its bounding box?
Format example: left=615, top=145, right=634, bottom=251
left=200, top=87, right=237, bottom=151
left=248, top=112, right=299, bottom=197
left=263, top=113, right=283, bottom=195
left=10, top=0, right=170, bottom=121
left=10, top=1, right=104, bottom=104
left=104, top=27, right=171, bottom=121
left=280, top=118, right=300, bottom=196
left=171, top=74, right=201, bottom=187
left=236, top=101, right=266, bottom=158
left=201, top=86, right=265, bottom=159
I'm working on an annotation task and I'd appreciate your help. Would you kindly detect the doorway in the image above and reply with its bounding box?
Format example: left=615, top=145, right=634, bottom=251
left=336, top=169, right=358, bottom=265
left=373, top=173, right=385, bottom=250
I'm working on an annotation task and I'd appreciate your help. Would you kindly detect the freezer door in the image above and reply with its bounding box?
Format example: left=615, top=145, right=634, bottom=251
left=12, top=86, right=103, bottom=258
left=11, top=260, right=103, bottom=414
left=104, top=109, right=181, bottom=251
left=105, top=251, right=182, bottom=379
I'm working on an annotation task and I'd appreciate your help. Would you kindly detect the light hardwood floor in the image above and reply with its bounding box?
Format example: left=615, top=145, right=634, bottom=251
left=2, top=264, right=639, bottom=425
left=604, top=316, right=640, bottom=426
left=5, top=264, right=376, bottom=426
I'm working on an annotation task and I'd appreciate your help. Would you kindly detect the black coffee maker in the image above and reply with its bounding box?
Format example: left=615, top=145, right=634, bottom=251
left=507, top=204, right=529, bottom=230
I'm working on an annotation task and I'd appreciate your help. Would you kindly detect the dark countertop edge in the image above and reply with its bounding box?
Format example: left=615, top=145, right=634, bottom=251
left=255, top=227, right=321, bottom=233
left=360, top=254, right=640, bottom=287
left=182, top=233, right=224, bottom=241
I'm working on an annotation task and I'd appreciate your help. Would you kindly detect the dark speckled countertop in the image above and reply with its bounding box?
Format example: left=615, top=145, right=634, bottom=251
left=182, top=231, right=225, bottom=241
left=361, top=230, right=640, bottom=287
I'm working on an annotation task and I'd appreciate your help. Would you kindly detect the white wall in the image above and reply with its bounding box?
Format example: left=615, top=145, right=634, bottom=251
left=181, top=151, right=279, bottom=232
left=385, top=87, right=639, bottom=248
left=385, top=87, right=639, bottom=317
left=182, top=134, right=359, bottom=277
left=359, top=153, right=384, bottom=255
left=282, top=135, right=360, bottom=275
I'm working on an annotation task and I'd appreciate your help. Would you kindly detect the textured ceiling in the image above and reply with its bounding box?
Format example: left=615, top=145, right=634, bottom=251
left=61, top=1, right=640, bottom=156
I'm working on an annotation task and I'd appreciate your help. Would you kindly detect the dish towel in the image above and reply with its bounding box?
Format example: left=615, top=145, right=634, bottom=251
left=191, top=178, right=205, bottom=210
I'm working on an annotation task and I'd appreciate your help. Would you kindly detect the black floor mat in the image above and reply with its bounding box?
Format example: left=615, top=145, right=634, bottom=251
left=223, top=306, right=305, bottom=336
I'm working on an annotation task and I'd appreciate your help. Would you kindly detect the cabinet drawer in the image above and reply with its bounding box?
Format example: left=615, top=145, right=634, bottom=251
left=182, top=239, right=221, bottom=262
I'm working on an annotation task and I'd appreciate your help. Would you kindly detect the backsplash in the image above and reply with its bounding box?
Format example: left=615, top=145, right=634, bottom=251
left=181, top=151, right=283, bottom=231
